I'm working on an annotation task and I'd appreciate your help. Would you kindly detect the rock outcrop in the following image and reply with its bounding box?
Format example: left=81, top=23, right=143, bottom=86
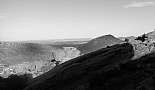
left=121, top=31, right=155, bottom=60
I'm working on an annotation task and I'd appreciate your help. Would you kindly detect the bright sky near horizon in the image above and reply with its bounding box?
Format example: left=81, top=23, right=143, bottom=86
left=0, top=0, right=155, bottom=41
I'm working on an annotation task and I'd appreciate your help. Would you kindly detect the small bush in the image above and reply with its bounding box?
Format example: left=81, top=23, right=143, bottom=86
left=125, top=38, right=129, bottom=43
left=135, top=34, right=148, bottom=42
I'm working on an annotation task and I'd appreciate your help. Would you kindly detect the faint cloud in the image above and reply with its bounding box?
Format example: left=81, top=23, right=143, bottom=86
left=124, top=1, right=155, bottom=8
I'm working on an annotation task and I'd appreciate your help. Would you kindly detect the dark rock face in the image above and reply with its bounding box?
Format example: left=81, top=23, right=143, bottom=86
left=78, top=35, right=123, bottom=54
left=23, top=43, right=134, bottom=90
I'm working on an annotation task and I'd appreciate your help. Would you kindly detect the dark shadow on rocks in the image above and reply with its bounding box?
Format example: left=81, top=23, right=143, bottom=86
left=0, top=74, right=33, bottom=90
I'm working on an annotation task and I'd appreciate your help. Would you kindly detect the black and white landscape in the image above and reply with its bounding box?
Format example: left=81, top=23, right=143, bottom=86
left=0, top=31, right=155, bottom=90
left=1, top=0, right=155, bottom=90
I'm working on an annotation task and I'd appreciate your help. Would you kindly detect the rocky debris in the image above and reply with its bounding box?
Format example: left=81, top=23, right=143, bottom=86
left=23, top=43, right=134, bottom=90
left=78, top=34, right=124, bottom=54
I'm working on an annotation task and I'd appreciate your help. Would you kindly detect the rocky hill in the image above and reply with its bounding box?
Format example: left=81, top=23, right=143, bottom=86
left=78, top=35, right=124, bottom=54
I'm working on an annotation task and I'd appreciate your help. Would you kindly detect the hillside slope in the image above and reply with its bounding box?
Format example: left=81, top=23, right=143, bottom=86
left=24, top=43, right=134, bottom=90
left=23, top=42, right=155, bottom=90
left=78, top=35, right=124, bottom=54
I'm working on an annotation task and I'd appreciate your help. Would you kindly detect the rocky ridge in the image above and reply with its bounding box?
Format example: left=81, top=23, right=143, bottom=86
left=122, top=31, right=155, bottom=59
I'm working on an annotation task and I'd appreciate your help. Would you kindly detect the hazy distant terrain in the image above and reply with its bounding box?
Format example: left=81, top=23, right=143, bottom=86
left=1, top=31, right=155, bottom=90
left=0, top=40, right=82, bottom=77
left=0, top=35, right=124, bottom=78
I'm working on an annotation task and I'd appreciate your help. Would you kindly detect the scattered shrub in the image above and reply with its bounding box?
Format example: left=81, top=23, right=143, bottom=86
left=125, top=38, right=129, bottom=43
left=135, top=34, right=148, bottom=42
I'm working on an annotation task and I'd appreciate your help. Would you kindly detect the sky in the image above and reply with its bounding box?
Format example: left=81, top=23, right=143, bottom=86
left=0, top=0, right=155, bottom=41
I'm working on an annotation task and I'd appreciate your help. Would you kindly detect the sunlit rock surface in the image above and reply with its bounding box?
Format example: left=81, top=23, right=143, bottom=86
left=121, top=31, right=155, bottom=60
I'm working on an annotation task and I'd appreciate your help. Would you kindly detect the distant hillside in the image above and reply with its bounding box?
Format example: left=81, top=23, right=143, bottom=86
left=78, top=35, right=124, bottom=54
left=13, top=38, right=91, bottom=45
left=0, top=42, right=80, bottom=77
left=0, top=42, right=56, bottom=65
